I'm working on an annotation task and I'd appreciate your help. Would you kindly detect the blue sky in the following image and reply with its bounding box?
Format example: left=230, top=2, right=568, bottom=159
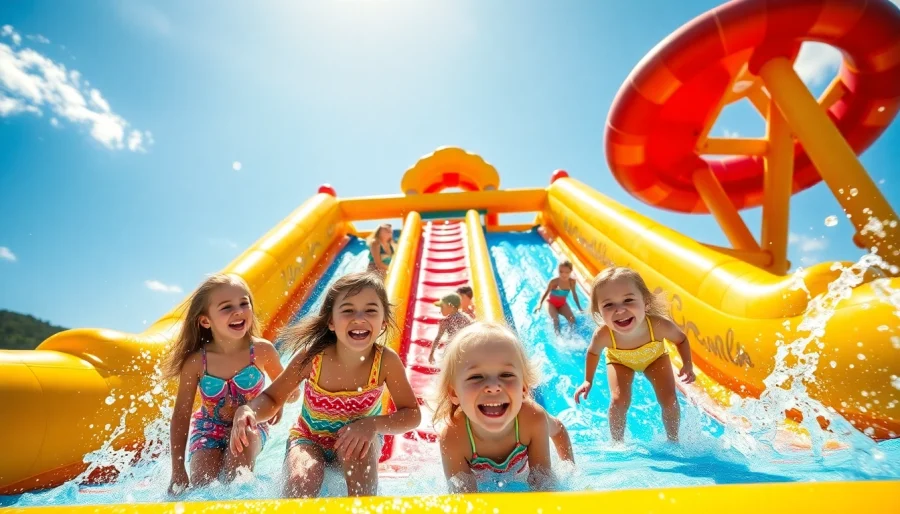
left=1, top=0, right=898, bottom=333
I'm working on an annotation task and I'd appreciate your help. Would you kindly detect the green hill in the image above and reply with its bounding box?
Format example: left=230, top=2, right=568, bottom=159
left=0, top=310, right=68, bottom=350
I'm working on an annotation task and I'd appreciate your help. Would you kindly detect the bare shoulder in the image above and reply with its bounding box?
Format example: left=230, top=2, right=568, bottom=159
left=519, top=400, right=550, bottom=442
left=181, top=352, right=204, bottom=378
left=251, top=337, right=278, bottom=357
left=591, top=326, right=611, bottom=348
left=380, top=345, right=402, bottom=368
left=549, top=277, right=560, bottom=287
left=649, top=316, right=684, bottom=342
left=439, top=415, right=469, bottom=452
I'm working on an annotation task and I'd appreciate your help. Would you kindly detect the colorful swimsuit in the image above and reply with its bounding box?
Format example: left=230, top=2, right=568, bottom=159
left=547, top=288, right=570, bottom=309
left=605, top=318, right=668, bottom=372
left=287, top=345, right=385, bottom=461
left=369, top=241, right=395, bottom=265
left=466, top=416, right=529, bottom=479
left=189, top=344, right=269, bottom=454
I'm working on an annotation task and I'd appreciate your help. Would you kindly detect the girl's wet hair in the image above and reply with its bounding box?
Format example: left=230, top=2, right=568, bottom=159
left=589, top=266, right=669, bottom=325
left=162, top=273, right=260, bottom=378
left=278, top=270, right=396, bottom=370
left=367, top=223, right=393, bottom=245
left=558, top=260, right=574, bottom=271
left=432, top=321, right=539, bottom=425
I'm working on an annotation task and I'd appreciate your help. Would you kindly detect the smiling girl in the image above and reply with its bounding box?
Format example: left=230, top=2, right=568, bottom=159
left=434, top=322, right=573, bottom=493
left=230, top=271, right=421, bottom=498
left=574, top=267, right=694, bottom=442
left=164, top=274, right=293, bottom=495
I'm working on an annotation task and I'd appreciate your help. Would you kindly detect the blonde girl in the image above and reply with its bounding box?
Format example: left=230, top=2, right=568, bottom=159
left=434, top=322, right=573, bottom=493
left=230, top=271, right=421, bottom=498
left=165, top=274, right=293, bottom=495
left=574, top=266, right=695, bottom=442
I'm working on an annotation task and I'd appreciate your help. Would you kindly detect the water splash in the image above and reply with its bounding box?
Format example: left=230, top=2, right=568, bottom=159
left=723, top=252, right=898, bottom=472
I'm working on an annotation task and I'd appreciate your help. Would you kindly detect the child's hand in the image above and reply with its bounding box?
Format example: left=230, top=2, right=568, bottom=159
left=573, top=381, right=592, bottom=404
left=678, top=364, right=696, bottom=384
left=334, top=417, right=377, bottom=461
left=168, top=467, right=190, bottom=496
left=270, top=406, right=285, bottom=425
left=230, top=405, right=258, bottom=454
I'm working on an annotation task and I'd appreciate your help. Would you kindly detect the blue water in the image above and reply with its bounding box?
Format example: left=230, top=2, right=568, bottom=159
left=2, top=237, right=373, bottom=508
left=485, top=229, right=900, bottom=491
left=4, top=231, right=899, bottom=507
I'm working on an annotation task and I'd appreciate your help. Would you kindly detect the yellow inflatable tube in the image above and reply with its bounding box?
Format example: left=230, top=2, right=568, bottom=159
left=543, top=177, right=900, bottom=439
left=0, top=193, right=350, bottom=495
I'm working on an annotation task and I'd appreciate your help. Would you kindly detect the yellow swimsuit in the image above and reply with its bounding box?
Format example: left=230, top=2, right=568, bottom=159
left=605, top=318, right=668, bottom=372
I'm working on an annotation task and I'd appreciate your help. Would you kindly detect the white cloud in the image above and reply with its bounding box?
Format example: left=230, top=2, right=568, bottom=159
left=208, top=237, right=239, bottom=249
left=127, top=129, right=153, bottom=152
left=232, top=161, right=242, bottom=171
left=789, top=232, right=828, bottom=263
left=145, top=279, right=182, bottom=294
left=50, top=116, right=59, bottom=127
left=26, top=34, right=50, bottom=44
left=723, top=129, right=740, bottom=138
left=0, top=93, right=41, bottom=116
left=794, top=42, right=842, bottom=87
left=0, top=246, right=16, bottom=262
left=1, top=25, right=22, bottom=46
left=89, top=89, right=111, bottom=112
left=0, top=31, right=151, bottom=152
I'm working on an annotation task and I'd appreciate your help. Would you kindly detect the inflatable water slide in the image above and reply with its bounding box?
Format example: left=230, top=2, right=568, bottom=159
left=2, top=0, right=900, bottom=511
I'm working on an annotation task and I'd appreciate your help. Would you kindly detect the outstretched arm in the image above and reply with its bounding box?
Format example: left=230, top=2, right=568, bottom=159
left=168, top=355, right=201, bottom=495
left=430, top=320, right=447, bottom=363
left=569, top=278, right=583, bottom=310
left=334, top=349, right=422, bottom=460
left=534, top=280, right=554, bottom=313
left=574, top=329, right=607, bottom=404
left=231, top=351, right=309, bottom=454
left=440, top=425, right=478, bottom=494
left=256, top=339, right=300, bottom=403
left=656, top=317, right=694, bottom=383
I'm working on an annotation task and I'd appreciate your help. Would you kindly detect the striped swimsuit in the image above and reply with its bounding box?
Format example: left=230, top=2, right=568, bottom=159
left=287, top=345, right=385, bottom=461
left=466, top=416, right=529, bottom=480
left=189, top=343, right=269, bottom=454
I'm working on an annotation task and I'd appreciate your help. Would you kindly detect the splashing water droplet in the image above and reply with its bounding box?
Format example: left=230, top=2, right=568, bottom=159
left=850, top=188, right=858, bottom=197
left=824, top=215, right=838, bottom=227
left=830, top=361, right=837, bottom=368
left=105, top=396, right=116, bottom=405
left=857, top=353, right=867, bottom=361
left=357, top=386, right=363, bottom=392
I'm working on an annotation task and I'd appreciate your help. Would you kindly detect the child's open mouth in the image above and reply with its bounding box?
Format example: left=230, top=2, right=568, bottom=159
left=613, top=317, right=634, bottom=329
left=349, top=329, right=371, bottom=341
left=228, top=320, right=246, bottom=330
left=478, top=402, right=509, bottom=418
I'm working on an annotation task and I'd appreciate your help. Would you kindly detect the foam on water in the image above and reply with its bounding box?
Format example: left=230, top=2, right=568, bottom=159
left=3, top=233, right=899, bottom=508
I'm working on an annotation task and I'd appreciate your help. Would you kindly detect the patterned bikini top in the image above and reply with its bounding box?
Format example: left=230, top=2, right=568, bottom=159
left=293, top=345, right=386, bottom=448
left=195, top=343, right=266, bottom=423
left=466, top=416, right=529, bottom=477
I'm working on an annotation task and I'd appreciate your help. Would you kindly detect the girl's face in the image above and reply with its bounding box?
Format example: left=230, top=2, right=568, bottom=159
left=200, top=284, right=253, bottom=342
left=328, top=286, right=387, bottom=353
left=558, top=265, right=572, bottom=281
left=594, top=277, right=647, bottom=334
left=450, top=337, right=526, bottom=434
left=379, top=226, right=392, bottom=242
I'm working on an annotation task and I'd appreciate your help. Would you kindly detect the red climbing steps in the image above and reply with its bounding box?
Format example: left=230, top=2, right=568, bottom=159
left=378, top=220, right=471, bottom=476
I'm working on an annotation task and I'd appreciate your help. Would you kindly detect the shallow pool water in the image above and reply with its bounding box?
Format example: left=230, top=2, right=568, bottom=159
left=3, top=231, right=898, bottom=508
